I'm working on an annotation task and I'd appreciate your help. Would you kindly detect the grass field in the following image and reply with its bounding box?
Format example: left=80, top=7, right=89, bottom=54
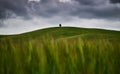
left=0, top=27, right=120, bottom=74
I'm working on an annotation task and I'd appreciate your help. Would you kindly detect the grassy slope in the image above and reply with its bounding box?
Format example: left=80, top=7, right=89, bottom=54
left=0, top=27, right=120, bottom=39
left=0, top=27, right=120, bottom=74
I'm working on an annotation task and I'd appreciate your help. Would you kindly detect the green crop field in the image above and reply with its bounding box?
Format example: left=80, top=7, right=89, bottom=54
left=0, top=27, right=120, bottom=74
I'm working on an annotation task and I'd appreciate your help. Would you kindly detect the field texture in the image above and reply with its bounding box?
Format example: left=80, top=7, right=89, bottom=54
left=0, top=27, right=120, bottom=74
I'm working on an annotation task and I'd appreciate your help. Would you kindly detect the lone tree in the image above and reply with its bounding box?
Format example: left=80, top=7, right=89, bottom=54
left=59, top=24, right=62, bottom=27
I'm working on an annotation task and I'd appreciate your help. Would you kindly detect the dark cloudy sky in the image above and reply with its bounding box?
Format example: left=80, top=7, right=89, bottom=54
left=0, top=0, right=120, bottom=34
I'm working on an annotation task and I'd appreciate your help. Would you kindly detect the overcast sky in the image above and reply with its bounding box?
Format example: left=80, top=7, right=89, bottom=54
left=0, top=0, right=120, bottom=34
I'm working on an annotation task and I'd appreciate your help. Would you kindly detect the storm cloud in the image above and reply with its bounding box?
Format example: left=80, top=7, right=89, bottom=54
left=110, top=0, right=120, bottom=3
left=0, top=0, right=120, bottom=34
left=0, top=0, right=120, bottom=19
left=28, top=0, right=120, bottom=19
left=0, top=0, right=28, bottom=19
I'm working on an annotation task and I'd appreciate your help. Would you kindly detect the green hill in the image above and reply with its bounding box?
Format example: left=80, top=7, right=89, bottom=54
left=0, top=27, right=120, bottom=39
left=0, top=27, right=120, bottom=74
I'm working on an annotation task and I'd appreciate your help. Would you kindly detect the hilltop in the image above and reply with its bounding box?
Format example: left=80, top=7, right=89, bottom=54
left=0, top=27, right=120, bottom=39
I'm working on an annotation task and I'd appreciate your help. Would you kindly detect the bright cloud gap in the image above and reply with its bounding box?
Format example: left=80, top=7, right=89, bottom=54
left=0, top=16, right=120, bottom=35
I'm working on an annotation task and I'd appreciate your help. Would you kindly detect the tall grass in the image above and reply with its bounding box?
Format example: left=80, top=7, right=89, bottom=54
left=0, top=36, right=120, bottom=74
